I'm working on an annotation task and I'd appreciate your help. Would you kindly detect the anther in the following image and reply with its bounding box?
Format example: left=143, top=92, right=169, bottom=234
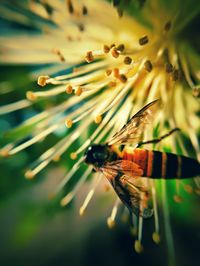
left=94, top=115, right=102, bottom=124
left=53, top=155, right=60, bottom=162
left=67, top=0, right=74, bottom=14
left=75, top=86, right=82, bottom=96
left=113, top=68, right=119, bottom=78
left=139, top=35, right=149, bottom=46
left=111, top=48, right=120, bottom=58
left=118, top=74, right=127, bottom=83
left=109, top=81, right=117, bottom=87
left=165, top=62, right=173, bottom=73
left=144, top=60, right=153, bottom=72
left=134, top=240, right=143, bottom=253
left=79, top=207, right=85, bottom=216
left=37, top=75, right=49, bottom=87
left=65, top=119, right=73, bottom=128
left=85, top=51, right=94, bottom=63
left=26, top=91, right=37, bottom=101
left=192, top=86, right=200, bottom=97
left=124, top=56, right=132, bottom=65
left=70, top=152, right=77, bottom=160
left=184, top=184, right=193, bottom=193
left=152, top=232, right=160, bottom=244
left=66, top=85, right=73, bottom=94
left=103, top=45, right=110, bottom=54
left=82, top=5, right=88, bottom=15
left=25, top=170, right=34, bottom=179
left=107, top=217, right=115, bottom=229
left=116, top=44, right=125, bottom=52
left=0, top=148, right=10, bottom=157
left=105, top=69, right=112, bottom=76
left=164, top=21, right=172, bottom=31
left=173, top=195, right=183, bottom=203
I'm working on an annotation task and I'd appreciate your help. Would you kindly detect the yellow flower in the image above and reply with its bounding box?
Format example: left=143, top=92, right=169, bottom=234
left=0, top=0, right=199, bottom=255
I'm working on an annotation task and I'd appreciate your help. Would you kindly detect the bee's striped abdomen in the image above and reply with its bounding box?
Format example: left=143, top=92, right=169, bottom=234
left=123, top=149, right=200, bottom=179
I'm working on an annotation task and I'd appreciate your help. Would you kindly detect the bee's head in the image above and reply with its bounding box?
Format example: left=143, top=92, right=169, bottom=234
left=84, top=144, right=110, bottom=167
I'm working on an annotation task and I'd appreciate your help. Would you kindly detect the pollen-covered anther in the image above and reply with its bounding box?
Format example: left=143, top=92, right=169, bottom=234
left=67, top=0, right=74, bottom=14
left=109, top=81, right=117, bottom=87
left=65, top=118, right=73, bottom=128
left=103, top=45, right=110, bottom=54
left=37, top=75, right=49, bottom=87
left=118, top=74, right=127, bottom=83
left=26, top=91, right=37, bottom=101
left=82, top=5, right=88, bottom=15
left=75, top=86, right=82, bottom=96
left=124, top=56, right=132, bottom=65
left=173, top=195, right=183, bottom=203
left=113, top=68, right=119, bottom=78
left=0, top=148, right=10, bottom=157
left=144, top=60, right=153, bottom=72
left=85, top=51, right=94, bottom=63
left=94, top=115, right=102, bottom=124
left=134, top=240, right=143, bottom=253
left=66, top=85, right=73, bottom=94
left=53, top=155, right=60, bottom=162
left=111, top=47, right=120, bottom=58
left=152, top=232, right=160, bottom=244
left=139, top=35, right=149, bottom=46
left=184, top=184, right=193, bottom=193
left=79, top=207, right=85, bottom=216
left=105, top=69, right=112, bottom=76
left=116, top=44, right=125, bottom=52
left=70, top=152, right=77, bottom=160
left=165, top=62, right=173, bottom=73
left=25, top=170, right=34, bottom=179
left=107, top=217, right=115, bottom=229
left=164, top=21, right=172, bottom=31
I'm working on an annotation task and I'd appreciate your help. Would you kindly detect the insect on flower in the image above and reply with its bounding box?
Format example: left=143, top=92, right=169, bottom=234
left=84, top=99, right=200, bottom=218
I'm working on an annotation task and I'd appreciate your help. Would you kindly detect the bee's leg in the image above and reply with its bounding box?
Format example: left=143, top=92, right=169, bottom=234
left=136, top=128, right=180, bottom=148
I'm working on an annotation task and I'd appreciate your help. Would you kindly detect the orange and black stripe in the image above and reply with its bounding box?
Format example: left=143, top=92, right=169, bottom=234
left=123, top=149, right=200, bottom=179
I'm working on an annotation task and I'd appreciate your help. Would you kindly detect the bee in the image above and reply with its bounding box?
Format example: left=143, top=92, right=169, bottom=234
left=84, top=100, right=200, bottom=218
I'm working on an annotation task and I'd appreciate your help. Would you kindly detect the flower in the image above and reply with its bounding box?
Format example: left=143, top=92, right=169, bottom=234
left=0, top=0, right=200, bottom=256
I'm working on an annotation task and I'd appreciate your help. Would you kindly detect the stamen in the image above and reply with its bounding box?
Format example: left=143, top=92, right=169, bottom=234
left=66, top=85, right=73, bottom=94
left=103, top=45, right=110, bottom=54
left=111, top=48, right=120, bottom=58
left=118, top=74, right=127, bottom=83
left=116, top=44, right=125, bottom=52
left=107, top=198, right=120, bottom=229
left=74, top=86, right=82, bottom=96
left=124, top=56, right=132, bottom=65
left=85, top=51, right=94, bottom=63
left=144, top=60, right=153, bottom=72
left=82, top=5, right=88, bottom=16
left=151, top=180, right=160, bottom=244
left=26, top=91, right=37, bottom=101
left=79, top=174, right=102, bottom=216
left=139, top=35, right=149, bottom=46
left=67, top=0, right=74, bottom=14
left=65, top=119, right=73, bottom=128
left=38, top=75, right=50, bottom=87
left=164, top=21, right=172, bottom=32
left=0, top=99, right=32, bottom=115
left=94, top=115, right=102, bottom=124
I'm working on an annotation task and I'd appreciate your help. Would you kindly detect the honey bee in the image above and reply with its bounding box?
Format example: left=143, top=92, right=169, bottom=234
left=84, top=100, right=200, bottom=218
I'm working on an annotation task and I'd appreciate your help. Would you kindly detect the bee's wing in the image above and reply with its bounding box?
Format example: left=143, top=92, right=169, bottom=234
left=100, top=162, right=153, bottom=218
left=107, top=99, right=159, bottom=146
